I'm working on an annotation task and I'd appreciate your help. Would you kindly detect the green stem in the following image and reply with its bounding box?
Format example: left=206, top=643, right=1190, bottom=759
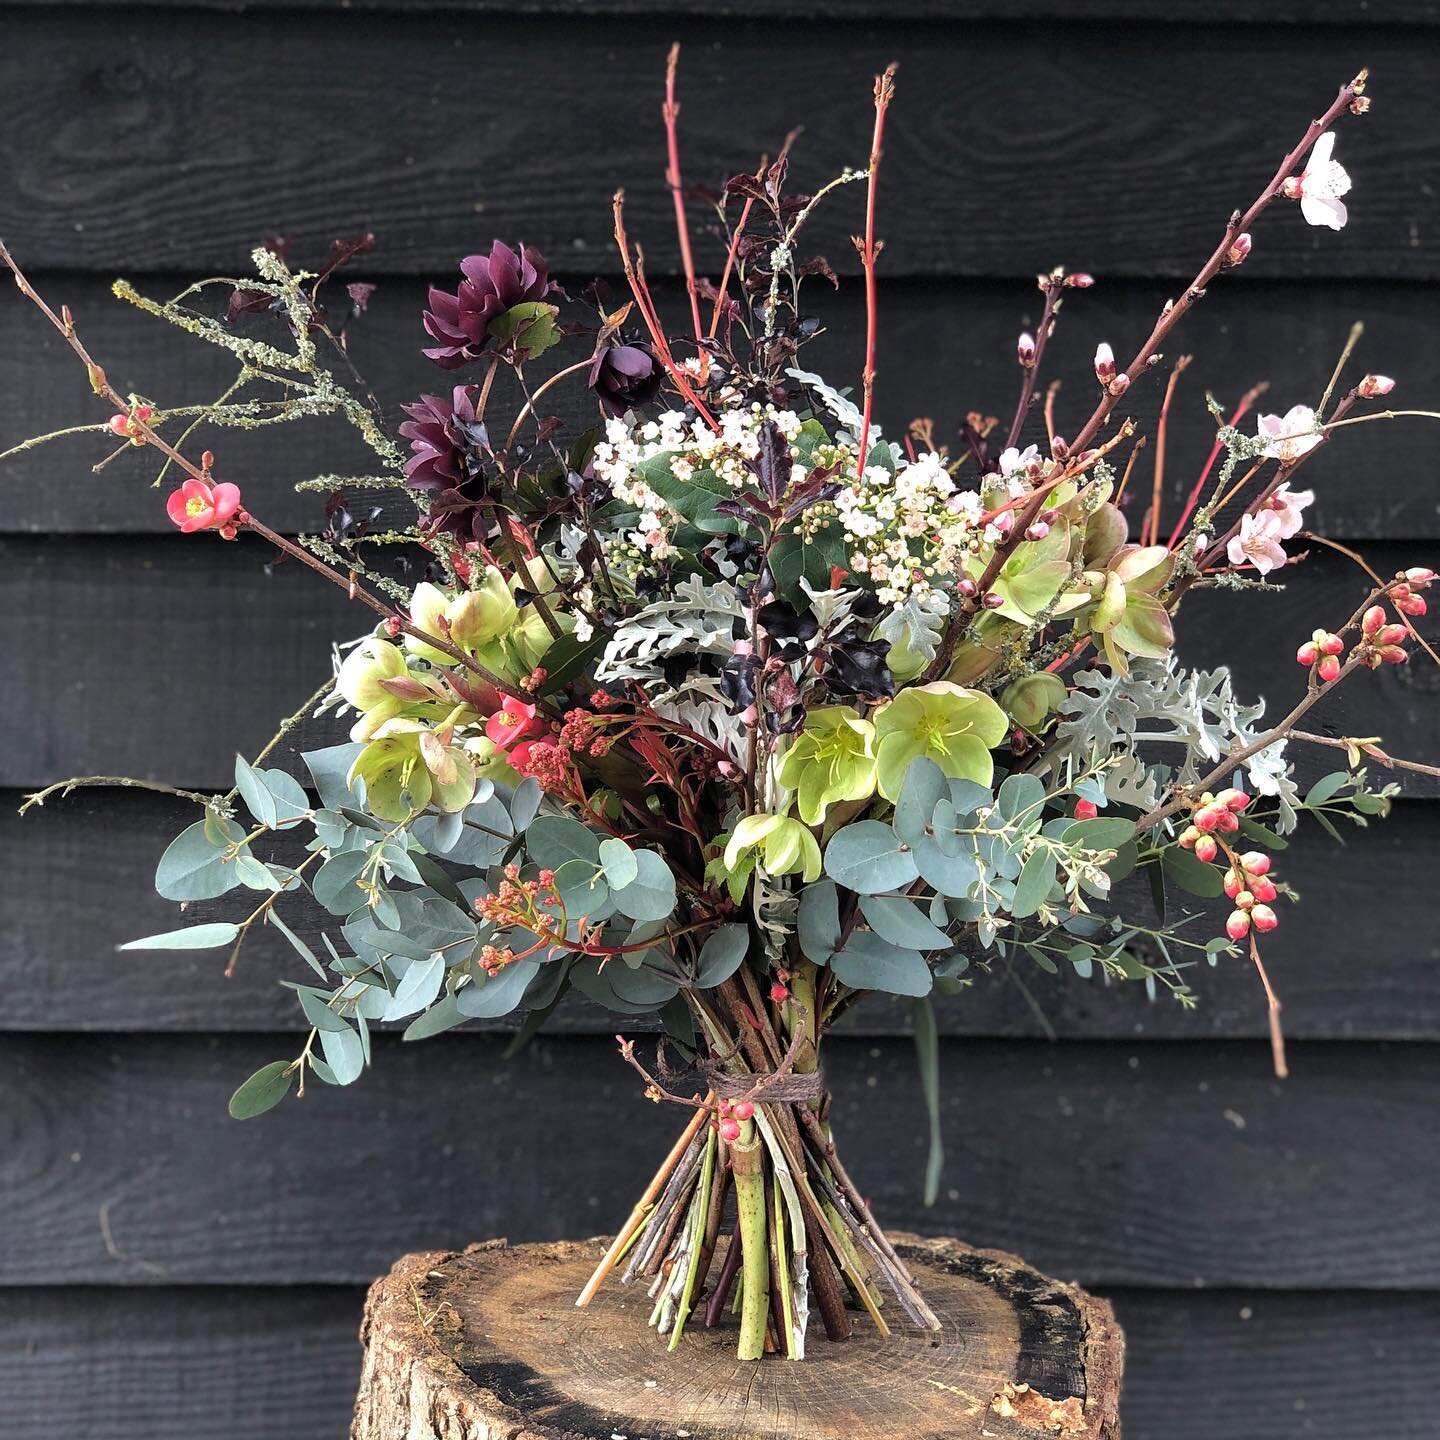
left=668, top=1128, right=715, bottom=1350
left=731, top=1122, right=770, bottom=1361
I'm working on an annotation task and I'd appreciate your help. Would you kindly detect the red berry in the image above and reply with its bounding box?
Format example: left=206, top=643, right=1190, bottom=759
left=1074, top=799, right=1099, bottom=821
left=1226, top=910, right=1251, bottom=941
left=769, top=982, right=790, bottom=1004
left=1250, top=904, right=1279, bottom=933
left=732, top=1101, right=754, bottom=1122
left=720, top=1120, right=742, bottom=1143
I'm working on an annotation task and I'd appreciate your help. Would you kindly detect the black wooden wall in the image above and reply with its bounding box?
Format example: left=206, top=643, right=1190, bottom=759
left=3, top=3, right=1439, bottom=1436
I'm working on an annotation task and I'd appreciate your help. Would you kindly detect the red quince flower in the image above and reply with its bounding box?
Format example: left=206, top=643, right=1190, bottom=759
left=166, top=478, right=244, bottom=535
left=486, top=696, right=541, bottom=751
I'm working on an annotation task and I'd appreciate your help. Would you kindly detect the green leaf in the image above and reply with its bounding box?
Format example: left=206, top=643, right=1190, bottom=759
left=490, top=300, right=561, bottom=360
left=610, top=850, right=678, bottom=923
left=598, top=836, right=639, bottom=890
left=1238, top=814, right=1289, bottom=851
left=319, top=1024, right=365, bottom=1085
left=313, top=849, right=371, bottom=915
left=859, top=895, right=951, bottom=951
left=228, top=1060, right=294, bottom=1119
left=509, top=778, right=543, bottom=832
left=155, top=820, right=243, bottom=903
left=408, top=853, right=469, bottom=909
left=304, top=743, right=364, bottom=811
left=265, top=909, right=328, bottom=980
left=893, top=756, right=947, bottom=846
left=234, top=854, right=283, bottom=892
left=695, top=924, right=749, bottom=988
left=831, top=930, right=933, bottom=997
left=536, top=632, right=607, bottom=696
left=457, top=959, right=543, bottom=1018
left=912, top=831, right=980, bottom=898
left=911, top=997, right=944, bottom=1207
left=295, top=985, right=352, bottom=1034
left=824, top=821, right=919, bottom=894
left=381, top=954, right=446, bottom=1022
left=996, top=772, right=1046, bottom=824
left=1060, top=817, right=1136, bottom=851
left=235, top=754, right=278, bottom=828
left=1162, top=845, right=1224, bottom=898
left=1304, top=770, right=1349, bottom=808
left=403, top=993, right=470, bottom=1041
left=1010, top=848, right=1057, bottom=920
left=526, top=814, right=600, bottom=871
left=797, top=880, right=841, bottom=964
left=553, top=857, right=611, bottom=920
left=119, top=922, right=240, bottom=952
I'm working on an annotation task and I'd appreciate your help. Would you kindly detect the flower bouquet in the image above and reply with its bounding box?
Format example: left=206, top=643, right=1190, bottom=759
left=8, top=56, right=1436, bottom=1364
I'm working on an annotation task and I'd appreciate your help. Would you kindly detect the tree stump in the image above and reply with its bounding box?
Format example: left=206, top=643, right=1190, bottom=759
left=351, top=1234, right=1124, bottom=1439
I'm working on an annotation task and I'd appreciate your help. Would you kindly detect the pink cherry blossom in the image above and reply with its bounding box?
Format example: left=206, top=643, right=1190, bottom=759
left=1227, top=510, right=1289, bottom=575
left=1256, top=404, right=1322, bottom=463
left=997, top=444, right=1040, bottom=478
left=1262, top=481, right=1315, bottom=538
left=1293, top=131, right=1351, bottom=231
left=165, top=478, right=243, bottom=535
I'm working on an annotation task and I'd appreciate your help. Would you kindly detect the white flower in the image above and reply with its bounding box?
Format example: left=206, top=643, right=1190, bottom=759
left=1227, top=511, right=1289, bottom=575
left=1263, top=482, right=1315, bottom=539
left=997, top=444, right=1040, bottom=478
left=1257, top=405, right=1323, bottom=463
left=1295, top=132, right=1351, bottom=231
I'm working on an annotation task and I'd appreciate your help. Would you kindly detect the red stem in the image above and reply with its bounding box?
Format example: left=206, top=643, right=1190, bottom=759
left=1166, top=381, right=1269, bottom=550
left=663, top=44, right=705, bottom=343
left=854, top=63, right=898, bottom=479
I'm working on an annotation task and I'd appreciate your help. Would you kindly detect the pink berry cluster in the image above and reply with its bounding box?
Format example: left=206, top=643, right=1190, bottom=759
left=716, top=1097, right=755, bottom=1144
left=1177, top=786, right=1251, bottom=863
left=473, top=862, right=560, bottom=931
left=1223, top=852, right=1280, bottom=941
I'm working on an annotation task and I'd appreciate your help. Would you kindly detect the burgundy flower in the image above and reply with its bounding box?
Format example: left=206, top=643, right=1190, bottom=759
left=587, top=342, right=663, bottom=417
left=422, top=241, right=558, bottom=369
left=399, top=386, right=494, bottom=542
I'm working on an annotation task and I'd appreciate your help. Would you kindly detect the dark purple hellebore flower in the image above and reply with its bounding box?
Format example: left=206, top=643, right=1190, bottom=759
left=587, top=342, right=663, bottom=417
left=422, top=241, right=558, bottom=369
left=399, top=386, right=495, bottom=542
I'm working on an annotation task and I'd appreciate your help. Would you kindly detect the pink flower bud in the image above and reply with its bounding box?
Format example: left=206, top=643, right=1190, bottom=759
left=1074, top=799, right=1098, bottom=821
left=1224, top=870, right=1243, bottom=899
left=1226, top=910, right=1252, bottom=941
left=957, top=579, right=978, bottom=599
left=1194, top=835, right=1218, bottom=864
left=1224, top=233, right=1253, bottom=268
left=1025, top=521, right=1051, bottom=542
left=1240, top=852, right=1270, bottom=876
left=1362, top=605, right=1387, bottom=637
left=1317, top=654, right=1342, bottom=684
left=1094, top=343, right=1116, bottom=383
left=1107, top=373, right=1131, bottom=397
left=1380, top=645, right=1409, bottom=665
left=1376, top=623, right=1409, bottom=647
left=1065, top=273, right=1095, bottom=289
left=1017, top=332, right=1036, bottom=367
left=1280, top=176, right=1303, bottom=200
left=732, top=1101, right=754, bottom=1122
left=1320, top=632, right=1344, bottom=656
left=1358, top=374, right=1395, bottom=399
left=720, top=1120, right=742, bottom=1143
left=1193, top=806, right=1221, bottom=834
left=1236, top=890, right=1256, bottom=910
left=1219, top=788, right=1251, bottom=813
left=1179, top=825, right=1201, bottom=850
left=1403, top=567, right=1436, bottom=586
left=1051, top=436, right=1069, bottom=460
left=981, top=591, right=1005, bottom=609
left=384, top=616, right=403, bottom=638
left=1218, top=809, right=1241, bottom=834
left=1250, top=877, right=1278, bottom=904
left=1396, top=593, right=1428, bottom=617
left=1296, top=640, right=1319, bottom=666
left=1250, top=904, right=1279, bottom=933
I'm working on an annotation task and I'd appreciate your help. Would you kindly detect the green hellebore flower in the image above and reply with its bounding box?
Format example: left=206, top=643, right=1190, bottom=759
left=722, top=813, right=823, bottom=883
left=337, top=637, right=408, bottom=712
left=405, top=570, right=519, bottom=665
left=873, top=681, right=1008, bottom=800
left=463, top=736, right=521, bottom=788
left=347, top=719, right=475, bottom=822
left=1001, top=671, right=1068, bottom=729
left=775, top=706, right=878, bottom=825
left=1075, top=544, right=1176, bottom=676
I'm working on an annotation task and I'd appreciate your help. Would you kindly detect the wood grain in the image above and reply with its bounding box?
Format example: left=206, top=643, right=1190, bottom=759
left=3, top=1282, right=1433, bottom=1440
left=0, top=15, right=1434, bottom=278
left=5, top=787, right=1438, bottom=1039
left=350, top=1237, right=1123, bottom=1439
left=4, top=273, right=1437, bottom=539
left=3, top=1032, right=1435, bottom=1290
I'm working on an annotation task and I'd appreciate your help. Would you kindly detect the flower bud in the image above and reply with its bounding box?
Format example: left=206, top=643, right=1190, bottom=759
left=1376, top=623, right=1409, bottom=647
left=1179, top=825, right=1201, bottom=850
left=957, top=578, right=978, bottom=599
left=1250, top=877, right=1278, bottom=904
left=1380, top=645, right=1409, bottom=665
left=719, top=1120, right=742, bottom=1143
left=1318, top=654, right=1342, bottom=684
left=1218, top=788, right=1251, bottom=812
left=769, top=982, right=790, bottom=1004
left=1017, top=332, right=1036, bottom=368
left=1065, top=273, right=1095, bottom=289
left=1280, top=176, right=1303, bottom=200
left=1250, top=904, right=1279, bottom=933
left=1321, top=633, right=1344, bottom=656
left=1075, top=799, right=1099, bottom=821
left=1224, top=870, right=1243, bottom=899
left=981, top=591, right=1005, bottom=610
left=1094, top=343, right=1116, bottom=384
left=1396, top=593, right=1428, bottom=617
left=1194, top=835, right=1218, bottom=863
left=1296, top=639, right=1320, bottom=666
left=1108, top=373, right=1130, bottom=397
left=1193, top=806, right=1221, bottom=834
left=1358, top=374, right=1395, bottom=399
left=1240, top=851, right=1270, bottom=876
left=1051, top=436, right=1069, bottom=460
left=732, top=1101, right=755, bottom=1122
left=1403, top=567, right=1436, bottom=586
left=1226, top=910, right=1252, bottom=941
left=1362, top=605, right=1387, bottom=637
left=1025, top=520, right=1051, bottom=542
left=1224, top=232, right=1253, bottom=268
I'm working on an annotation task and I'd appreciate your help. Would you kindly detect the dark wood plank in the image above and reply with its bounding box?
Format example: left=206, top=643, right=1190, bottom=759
left=5, top=534, right=1436, bottom=790
left=4, top=273, right=1437, bottom=539
left=0, top=14, right=1434, bottom=279
left=7, top=0, right=1439, bottom=20
left=6, top=786, right=1438, bottom=1040
left=3, top=1032, right=1435, bottom=1289
left=2, top=1283, right=1437, bottom=1440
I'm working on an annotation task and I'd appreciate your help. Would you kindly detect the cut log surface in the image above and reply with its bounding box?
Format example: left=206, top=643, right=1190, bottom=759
left=351, top=1235, right=1124, bottom=1440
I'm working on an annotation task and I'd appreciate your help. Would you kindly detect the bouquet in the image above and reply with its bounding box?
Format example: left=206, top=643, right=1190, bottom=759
left=8, top=55, right=1435, bottom=1362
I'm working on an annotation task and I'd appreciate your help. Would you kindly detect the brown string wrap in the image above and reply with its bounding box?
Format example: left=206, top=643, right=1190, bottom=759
left=706, top=1067, right=825, bottom=1104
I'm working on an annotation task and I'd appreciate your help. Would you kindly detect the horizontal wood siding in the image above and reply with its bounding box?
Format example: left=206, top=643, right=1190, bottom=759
left=3, top=5, right=1436, bottom=1439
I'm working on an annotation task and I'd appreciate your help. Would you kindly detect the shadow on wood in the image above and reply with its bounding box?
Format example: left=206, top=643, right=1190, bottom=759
left=351, top=1234, right=1123, bottom=1439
